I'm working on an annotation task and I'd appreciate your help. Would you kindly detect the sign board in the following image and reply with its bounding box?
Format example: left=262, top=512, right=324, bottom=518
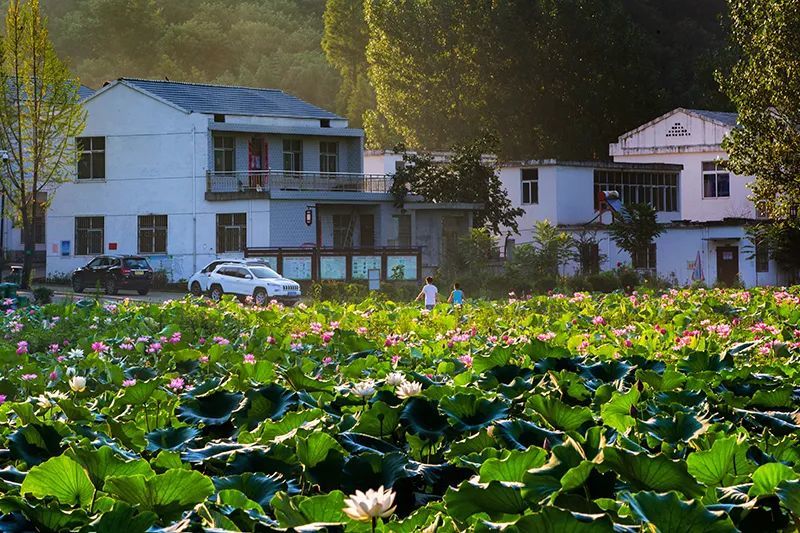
left=283, top=256, right=312, bottom=280
left=108, top=242, right=118, bottom=251
left=387, top=256, right=418, bottom=280
left=368, top=268, right=381, bottom=291
left=60, top=240, right=70, bottom=257
left=320, top=256, right=347, bottom=280
left=352, top=256, right=381, bottom=280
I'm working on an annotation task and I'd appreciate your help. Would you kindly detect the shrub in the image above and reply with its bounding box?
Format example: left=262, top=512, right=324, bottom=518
left=32, top=286, right=54, bottom=304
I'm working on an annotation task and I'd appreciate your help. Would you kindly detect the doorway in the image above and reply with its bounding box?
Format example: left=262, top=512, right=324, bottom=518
left=716, top=246, right=739, bottom=286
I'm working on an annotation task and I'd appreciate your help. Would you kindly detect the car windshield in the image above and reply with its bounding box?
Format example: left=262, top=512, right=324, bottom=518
left=124, top=258, right=150, bottom=269
left=250, top=267, right=281, bottom=279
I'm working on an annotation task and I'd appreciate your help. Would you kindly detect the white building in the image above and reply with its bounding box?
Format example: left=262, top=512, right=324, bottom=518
left=45, top=79, right=474, bottom=283
left=498, top=108, right=788, bottom=287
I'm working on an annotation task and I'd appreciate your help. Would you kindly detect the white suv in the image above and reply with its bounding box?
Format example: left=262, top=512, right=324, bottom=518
left=187, top=259, right=271, bottom=296
left=206, top=263, right=301, bottom=305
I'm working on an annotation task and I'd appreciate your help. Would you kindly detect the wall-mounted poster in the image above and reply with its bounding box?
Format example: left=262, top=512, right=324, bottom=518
left=60, top=240, right=71, bottom=257
left=387, top=256, right=417, bottom=280
left=352, top=256, right=381, bottom=279
left=320, top=256, right=347, bottom=280
left=283, top=256, right=312, bottom=280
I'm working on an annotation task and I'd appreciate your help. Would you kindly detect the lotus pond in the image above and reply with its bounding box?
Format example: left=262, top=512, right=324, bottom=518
left=0, top=288, right=800, bottom=531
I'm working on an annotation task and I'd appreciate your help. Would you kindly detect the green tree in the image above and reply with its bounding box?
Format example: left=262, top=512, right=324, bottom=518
left=720, top=0, right=800, bottom=218
left=322, top=0, right=374, bottom=128
left=0, top=0, right=86, bottom=286
left=504, top=220, right=575, bottom=293
left=746, top=220, right=800, bottom=281
left=437, top=227, right=498, bottom=295
left=390, top=134, right=523, bottom=234
left=608, top=203, right=663, bottom=267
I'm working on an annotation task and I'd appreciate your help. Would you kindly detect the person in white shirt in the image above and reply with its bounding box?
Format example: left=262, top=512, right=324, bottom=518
left=416, top=276, right=438, bottom=310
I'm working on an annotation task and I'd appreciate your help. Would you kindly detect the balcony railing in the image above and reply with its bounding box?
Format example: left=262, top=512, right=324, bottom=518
left=206, top=170, right=393, bottom=194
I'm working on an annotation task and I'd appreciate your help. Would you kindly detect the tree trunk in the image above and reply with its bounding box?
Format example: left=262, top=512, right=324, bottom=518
left=20, top=216, right=33, bottom=289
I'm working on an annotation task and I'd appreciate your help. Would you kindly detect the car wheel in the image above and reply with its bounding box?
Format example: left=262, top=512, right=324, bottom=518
left=72, top=277, right=84, bottom=293
left=209, top=284, right=223, bottom=301
left=253, top=288, right=268, bottom=306
left=105, top=277, right=118, bottom=295
left=190, top=281, right=202, bottom=297
left=137, top=289, right=150, bottom=296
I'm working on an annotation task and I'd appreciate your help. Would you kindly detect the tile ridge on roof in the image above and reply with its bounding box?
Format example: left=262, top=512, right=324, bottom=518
left=119, top=77, right=284, bottom=94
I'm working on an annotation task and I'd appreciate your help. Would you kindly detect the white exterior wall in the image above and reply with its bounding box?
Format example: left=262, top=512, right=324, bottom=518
left=46, top=83, right=275, bottom=281
left=610, top=109, right=755, bottom=222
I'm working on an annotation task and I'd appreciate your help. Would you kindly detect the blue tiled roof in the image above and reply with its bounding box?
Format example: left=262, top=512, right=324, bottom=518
left=121, top=78, right=342, bottom=120
left=685, top=109, right=738, bottom=127
left=78, top=85, right=94, bottom=100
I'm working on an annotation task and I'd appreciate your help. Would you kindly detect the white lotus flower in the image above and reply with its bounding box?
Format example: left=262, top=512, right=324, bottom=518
left=69, top=375, right=86, bottom=393
left=342, top=486, right=397, bottom=521
left=34, top=394, right=52, bottom=409
left=67, top=348, right=84, bottom=359
left=351, top=380, right=376, bottom=398
left=396, top=380, right=423, bottom=399
left=385, top=372, right=405, bottom=386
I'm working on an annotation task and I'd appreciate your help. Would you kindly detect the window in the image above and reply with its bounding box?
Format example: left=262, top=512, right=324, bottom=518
left=213, top=136, right=235, bottom=172
left=138, top=215, right=167, bottom=254
left=594, top=170, right=679, bottom=212
left=702, top=161, right=730, bottom=198
left=755, top=242, right=769, bottom=272
left=521, top=168, right=538, bottom=205
left=75, top=216, right=104, bottom=255
left=77, top=137, right=105, bottom=180
left=283, top=139, right=303, bottom=171
left=392, top=214, right=411, bottom=247
left=632, top=243, right=657, bottom=270
left=216, top=213, right=246, bottom=253
left=332, top=214, right=354, bottom=248
left=320, top=142, right=338, bottom=173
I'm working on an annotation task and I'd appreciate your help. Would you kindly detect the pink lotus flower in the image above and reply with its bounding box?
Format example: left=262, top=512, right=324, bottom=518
left=391, top=355, right=401, bottom=367
left=91, top=341, right=109, bottom=353
left=537, top=332, right=556, bottom=342
left=147, top=342, right=162, bottom=354
left=212, top=336, right=229, bottom=346
left=592, top=316, right=606, bottom=326
left=167, top=377, right=185, bottom=391
left=199, top=355, right=209, bottom=363
left=267, top=336, right=276, bottom=345
left=329, top=321, right=340, bottom=330
left=198, top=337, right=206, bottom=345
left=48, top=370, right=58, bottom=381
left=458, top=355, right=473, bottom=368
left=20, top=373, right=37, bottom=381
left=119, top=343, right=134, bottom=351
left=0, top=394, right=5, bottom=404
left=322, top=331, right=334, bottom=343
left=16, top=341, right=28, bottom=355
left=48, top=344, right=59, bottom=354
left=357, top=327, right=368, bottom=335
left=169, top=332, right=182, bottom=343
left=322, top=356, right=334, bottom=365
left=122, top=379, right=137, bottom=387
left=243, top=353, right=256, bottom=364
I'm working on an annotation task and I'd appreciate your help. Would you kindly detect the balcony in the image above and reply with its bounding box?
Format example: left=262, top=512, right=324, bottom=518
left=206, top=170, right=393, bottom=199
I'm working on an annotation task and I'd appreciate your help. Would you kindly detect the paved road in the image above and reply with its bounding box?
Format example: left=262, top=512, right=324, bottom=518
left=45, top=286, right=186, bottom=304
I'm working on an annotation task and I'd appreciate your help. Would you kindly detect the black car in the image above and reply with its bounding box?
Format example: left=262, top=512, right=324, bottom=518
left=72, top=255, right=153, bottom=295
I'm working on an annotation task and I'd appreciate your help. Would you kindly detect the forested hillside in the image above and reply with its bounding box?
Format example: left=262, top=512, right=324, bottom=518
left=5, top=0, right=732, bottom=159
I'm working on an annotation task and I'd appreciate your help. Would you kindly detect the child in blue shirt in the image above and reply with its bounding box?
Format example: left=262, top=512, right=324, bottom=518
left=448, top=283, right=464, bottom=305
